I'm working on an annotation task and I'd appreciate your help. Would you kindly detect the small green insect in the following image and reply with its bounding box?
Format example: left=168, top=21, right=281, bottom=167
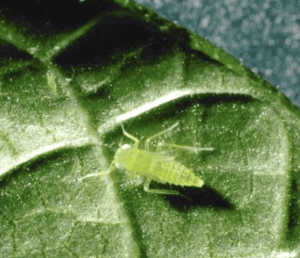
left=80, top=122, right=214, bottom=196
left=46, top=72, right=57, bottom=94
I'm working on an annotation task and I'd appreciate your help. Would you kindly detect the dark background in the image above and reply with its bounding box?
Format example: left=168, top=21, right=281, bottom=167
left=135, top=0, right=300, bottom=107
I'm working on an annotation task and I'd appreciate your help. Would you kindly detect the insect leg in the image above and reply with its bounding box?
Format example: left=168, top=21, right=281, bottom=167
left=143, top=178, right=180, bottom=196
left=78, top=161, right=115, bottom=181
left=145, top=122, right=179, bottom=151
left=120, top=123, right=140, bottom=148
left=157, top=142, right=214, bottom=153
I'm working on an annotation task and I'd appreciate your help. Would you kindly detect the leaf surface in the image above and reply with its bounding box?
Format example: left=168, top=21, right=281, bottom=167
left=0, top=1, right=299, bottom=257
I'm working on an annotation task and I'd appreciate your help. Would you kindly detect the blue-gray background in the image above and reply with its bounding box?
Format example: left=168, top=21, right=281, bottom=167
left=134, top=0, right=300, bottom=107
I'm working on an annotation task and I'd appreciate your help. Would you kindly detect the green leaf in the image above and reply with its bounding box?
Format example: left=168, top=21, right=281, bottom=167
left=0, top=1, right=299, bottom=257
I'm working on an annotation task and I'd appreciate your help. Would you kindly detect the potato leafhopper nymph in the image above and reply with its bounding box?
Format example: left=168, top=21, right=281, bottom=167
left=80, top=122, right=214, bottom=196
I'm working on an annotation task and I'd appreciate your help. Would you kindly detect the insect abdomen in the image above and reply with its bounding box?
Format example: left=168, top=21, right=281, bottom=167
left=149, top=159, right=204, bottom=188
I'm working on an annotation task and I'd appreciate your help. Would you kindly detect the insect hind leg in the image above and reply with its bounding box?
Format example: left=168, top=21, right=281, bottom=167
left=157, top=142, right=214, bottom=153
left=143, top=178, right=180, bottom=196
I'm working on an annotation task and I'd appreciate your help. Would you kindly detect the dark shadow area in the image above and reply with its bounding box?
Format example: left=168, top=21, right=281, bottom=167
left=55, top=10, right=190, bottom=69
left=195, top=93, right=255, bottom=105
left=160, top=184, right=234, bottom=211
left=0, top=45, right=33, bottom=63
left=0, top=0, right=120, bottom=34
left=55, top=13, right=154, bottom=67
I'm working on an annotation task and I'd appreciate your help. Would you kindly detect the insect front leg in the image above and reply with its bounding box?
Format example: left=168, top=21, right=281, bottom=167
left=143, top=178, right=180, bottom=196
left=78, top=161, right=116, bottom=181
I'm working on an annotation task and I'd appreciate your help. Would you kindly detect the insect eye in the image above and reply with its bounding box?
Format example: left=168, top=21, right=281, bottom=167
left=121, top=144, right=132, bottom=150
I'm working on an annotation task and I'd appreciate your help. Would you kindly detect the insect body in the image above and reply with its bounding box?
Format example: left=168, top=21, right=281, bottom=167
left=80, top=122, right=214, bottom=196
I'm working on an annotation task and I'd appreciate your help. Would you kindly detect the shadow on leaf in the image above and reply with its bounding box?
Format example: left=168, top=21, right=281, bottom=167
left=166, top=185, right=234, bottom=211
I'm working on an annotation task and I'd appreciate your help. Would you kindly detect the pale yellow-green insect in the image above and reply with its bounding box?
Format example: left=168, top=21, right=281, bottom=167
left=46, top=72, right=57, bottom=94
left=80, top=122, right=214, bottom=196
